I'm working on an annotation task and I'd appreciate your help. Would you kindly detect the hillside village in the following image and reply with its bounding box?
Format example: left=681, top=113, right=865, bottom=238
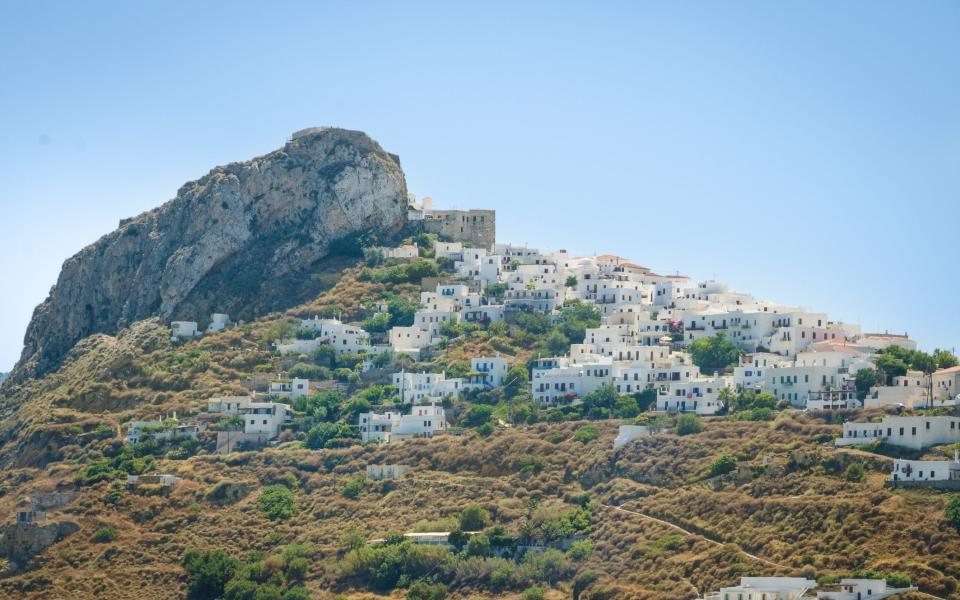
left=2, top=195, right=960, bottom=600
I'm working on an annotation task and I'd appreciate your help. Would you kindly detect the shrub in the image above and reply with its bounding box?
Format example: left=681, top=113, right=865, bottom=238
left=183, top=548, right=241, bottom=600
left=406, top=581, right=447, bottom=600
left=305, top=422, right=352, bottom=450
left=342, top=475, right=367, bottom=499
left=675, top=413, right=703, bottom=435
left=465, top=533, right=491, bottom=557
left=709, top=455, right=737, bottom=477
left=476, top=422, right=495, bottom=437
left=566, top=540, right=593, bottom=560
left=886, top=572, right=912, bottom=588
left=460, top=503, right=491, bottom=531
left=523, top=586, right=546, bottom=600
left=281, top=587, right=312, bottom=600
left=258, top=485, right=298, bottom=521
left=844, top=462, right=865, bottom=482
left=946, top=494, right=960, bottom=530
left=573, top=424, right=599, bottom=443
left=572, top=570, right=599, bottom=600
left=463, top=404, right=494, bottom=427
left=91, top=526, right=117, bottom=543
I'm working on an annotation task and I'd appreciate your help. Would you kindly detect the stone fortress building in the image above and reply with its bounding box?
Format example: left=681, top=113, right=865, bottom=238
left=407, top=194, right=495, bottom=250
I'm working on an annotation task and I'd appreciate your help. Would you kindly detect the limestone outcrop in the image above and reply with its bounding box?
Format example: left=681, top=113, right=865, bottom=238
left=10, top=128, right=408, bottom=382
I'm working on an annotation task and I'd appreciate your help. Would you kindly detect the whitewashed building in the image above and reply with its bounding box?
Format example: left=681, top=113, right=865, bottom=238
left=835, top=415, right=960, bottom=450
left=816, top=578, right=917, bottom=599
left=207, top=313, right=232, bottom=333
left=268, top=377, right=310, bottom=401
left=704, top=577, right=817, bottom=600
left=289, top=317, right=371, bottom=354
left=470, top=356, right=510, bottom=388
left=392, top=371, right=464, bottom=404
left=207, top=396, right=292, bottom=438
left=126, top=419, right=200, bottom=444
left=358, top=404, right=448, bottom=443
left=380, top=244, right=419, bottom=259
left=657, top=375, right=730, bottom=415
left=890, top=450, right=960, bottom=484
left=170, top=321, right=200, bottom=342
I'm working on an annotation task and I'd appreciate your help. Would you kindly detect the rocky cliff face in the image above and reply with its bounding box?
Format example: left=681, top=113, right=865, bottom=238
left=11, top=128, right=408, bottom=382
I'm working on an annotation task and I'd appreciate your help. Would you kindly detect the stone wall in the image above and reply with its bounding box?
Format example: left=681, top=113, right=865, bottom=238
left=422, top=209, right=495, bottom=250
left=0, top=521, right=79, bottom=569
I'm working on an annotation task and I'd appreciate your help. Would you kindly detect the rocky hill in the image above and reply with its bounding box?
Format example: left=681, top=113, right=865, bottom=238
left=10, top=128, right=408, bottom=384
left=0, top=131, right=957, bottom=600
left=0, top=261, right=955, bottom=599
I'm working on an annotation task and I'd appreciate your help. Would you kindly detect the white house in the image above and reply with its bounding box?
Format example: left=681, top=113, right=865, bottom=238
left=531, top=358, right=612, bottom=407
left=284, top=317, right=371, bottom=355
left=268, top=377, right=310, bottom=401
left=835, top=415, right=960, bottom=450
left=126, top=418, right=200, bottom=444
left=433, top=240, right=464, bottom=260
left=380, top=244, right=419, bottom=259
left=389, top=326, right=434, bottom=356
left=657, top=375, right=729, bottom=415
left=704, top=577, right=817, bottom=600
left=864, top=371, right=931, bottom=410
left=170, top=321, right=199, bottom=342
left=933, top=365, right=960, bottom=403
left=816, top=578, right=917, bottom=599
left=358, top=404, right=448, bottom=443
left=890, top=450, right=960, bottom=484
left=613, top=425, right=650, bottom=448
left=207, top=313, right=232, bottom=333
left=393, top=371, right=464, bottom=404
left=207, top=396, right=292, bottom=438
left=470, top=356, right=510, bottom=388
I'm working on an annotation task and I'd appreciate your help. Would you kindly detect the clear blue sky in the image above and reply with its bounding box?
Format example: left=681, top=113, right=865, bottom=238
left=1, top=1, right=958, bottom=371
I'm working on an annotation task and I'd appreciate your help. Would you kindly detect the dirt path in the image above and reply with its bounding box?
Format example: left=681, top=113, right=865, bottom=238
left=599, top=502, right=792, bottom=570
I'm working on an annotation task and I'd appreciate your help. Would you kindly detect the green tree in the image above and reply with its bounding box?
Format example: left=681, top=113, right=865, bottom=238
left=565, top=276, right=577, bottom=287
left=558, top=302, right=601, bottom=344
left=258, top=485, right=297, bottom=521
left=362, top=312, right=391, bottom=333
left=182, top=548, right=241, bottom=600
left=463, top=404, right=494, bottom=427
left=504, top=364, right=529, bottom=398
left=633, top=388, right=658, bottom=412
left=710, top=454, right=737, bottom=477
left=545, top=331, right=570, bottom=356
left=933, top=349, right=959, bottom=370
left=459, top=503, right=491, bottom=531
left=406, top=581, right=447, bottom=600
left=304, top=422, right=352, bottom=450
left=675, top=413, right=703, bottom=436
left=946, top=494, right=960, bottom=530
left=465, top=532, right=491, bottom=557
left=687, top=333, right=742, bottom=374
left=854, top=368, right=880, bottom=399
